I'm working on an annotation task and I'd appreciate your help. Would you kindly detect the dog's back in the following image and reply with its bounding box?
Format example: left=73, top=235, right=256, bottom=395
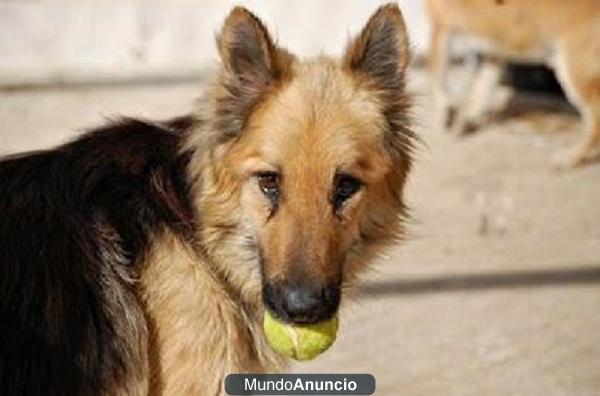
left=427, top=0, right=599, bottom=60
left=0, top=118, right=194, bottom=395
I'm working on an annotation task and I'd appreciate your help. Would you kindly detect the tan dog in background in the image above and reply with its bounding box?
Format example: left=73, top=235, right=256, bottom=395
left=427, top=0, right=600, bottom=168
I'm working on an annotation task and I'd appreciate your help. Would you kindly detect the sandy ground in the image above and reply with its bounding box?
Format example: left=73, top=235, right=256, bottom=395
left=1, top=69, right=599, bottom=395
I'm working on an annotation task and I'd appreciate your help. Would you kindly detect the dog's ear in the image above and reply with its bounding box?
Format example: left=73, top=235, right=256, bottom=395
left=344, top=4, right=415, bottom=177
left=343, top=4, right=410, bottom=90
left=218, top=7, right=279, bottom=87
left=216, top=7, right=290, bottom=135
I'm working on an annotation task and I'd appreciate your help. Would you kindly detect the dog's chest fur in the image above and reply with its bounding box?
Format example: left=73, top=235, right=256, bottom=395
left=139, top=230, right=283, bottom=395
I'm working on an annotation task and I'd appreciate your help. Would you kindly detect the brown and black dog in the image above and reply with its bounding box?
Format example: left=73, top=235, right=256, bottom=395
left=0, top=4, right=414, bottom=395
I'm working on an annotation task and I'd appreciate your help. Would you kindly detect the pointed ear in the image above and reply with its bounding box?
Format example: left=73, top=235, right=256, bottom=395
left=218, top=7, right=280, bottom=87
left=344, top=4, right=410, bottom=90
left=215, top=7, right=291, bottom=136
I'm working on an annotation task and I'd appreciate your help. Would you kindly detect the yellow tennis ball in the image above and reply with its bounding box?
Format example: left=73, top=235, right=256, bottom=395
left=263, top=310, right=339, bottom=361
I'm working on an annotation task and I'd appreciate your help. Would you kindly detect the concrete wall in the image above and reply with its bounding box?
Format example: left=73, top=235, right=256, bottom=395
left=0, top=0, right=430, bottom=86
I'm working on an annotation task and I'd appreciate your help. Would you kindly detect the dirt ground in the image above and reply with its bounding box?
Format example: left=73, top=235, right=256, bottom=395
left=1, top=68, right=599, bottom=395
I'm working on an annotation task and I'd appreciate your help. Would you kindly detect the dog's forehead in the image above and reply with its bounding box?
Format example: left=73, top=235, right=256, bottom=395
left=246, top=59, right=387, bottom=169
left=285, top=59, right=380, bottom=117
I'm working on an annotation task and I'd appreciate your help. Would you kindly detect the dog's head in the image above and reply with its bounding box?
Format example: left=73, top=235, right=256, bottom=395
left=192, top=4, right=414, bottom=325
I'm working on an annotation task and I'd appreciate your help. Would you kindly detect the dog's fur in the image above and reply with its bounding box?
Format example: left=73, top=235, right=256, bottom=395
left=0, top=4, right=413, bottom=395
left=427, top=0, right=600, bottom=168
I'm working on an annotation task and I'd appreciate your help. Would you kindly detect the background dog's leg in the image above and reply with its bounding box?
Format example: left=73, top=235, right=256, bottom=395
left=552, top=29, right=600, bottom=169
left=452, top=57, right=503, bottom=136
left=429, top=25, right=454, bottom=131
left=556, top=106, right=600, bottom=169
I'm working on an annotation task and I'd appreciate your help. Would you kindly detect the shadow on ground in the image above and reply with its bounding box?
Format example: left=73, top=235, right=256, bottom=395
left=359, top=265, right=600, bottom=297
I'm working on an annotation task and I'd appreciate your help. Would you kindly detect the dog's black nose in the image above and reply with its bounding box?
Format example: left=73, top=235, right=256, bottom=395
left=263, top=283, right=340, bottom=324
left=283, top=287, right=321, bottom=318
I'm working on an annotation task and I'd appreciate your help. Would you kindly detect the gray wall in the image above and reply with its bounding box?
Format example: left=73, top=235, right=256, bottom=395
left=0, top=0, right=430, bottom=86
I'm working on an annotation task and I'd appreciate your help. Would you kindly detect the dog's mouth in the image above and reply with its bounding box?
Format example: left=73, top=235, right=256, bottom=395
left=262, top=282, right=341, bottom=325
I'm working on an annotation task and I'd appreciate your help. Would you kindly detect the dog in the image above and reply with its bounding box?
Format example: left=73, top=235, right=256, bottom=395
left=0, top=4, right=414, bottom=395
left=427, top=0, right=600, bottom=168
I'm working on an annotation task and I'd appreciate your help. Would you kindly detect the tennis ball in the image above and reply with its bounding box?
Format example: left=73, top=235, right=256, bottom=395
left=263, top=310, right=339, bottom=361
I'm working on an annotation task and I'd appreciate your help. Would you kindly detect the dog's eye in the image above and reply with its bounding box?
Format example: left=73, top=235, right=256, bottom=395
left=257, top=172, right=280, bottom=204
left=333, top=175, right=362, bottom=210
